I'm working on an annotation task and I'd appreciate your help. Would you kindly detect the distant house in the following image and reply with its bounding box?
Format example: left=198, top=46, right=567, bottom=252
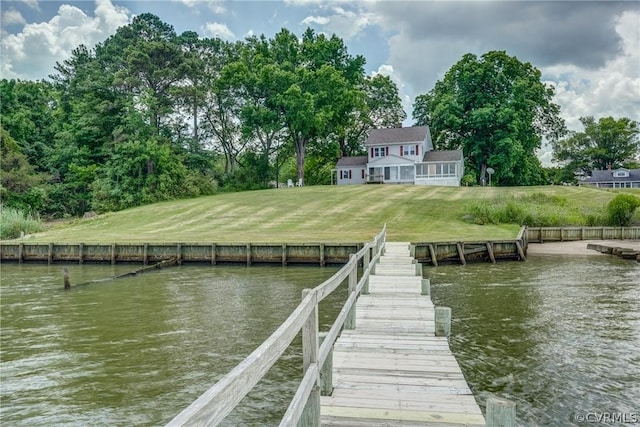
left=579, top=168, right=640, bottom=188
left=333, top=126, right=464, bottom=186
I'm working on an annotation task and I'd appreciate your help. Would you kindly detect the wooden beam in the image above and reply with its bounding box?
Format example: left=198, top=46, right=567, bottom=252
left=428, top=244, right=438, bottom=267
left=456, top=242, right=466, bottom=266
left=515, top=240, right=526, bottom=261
left=486, top=242, right=496, bottom=264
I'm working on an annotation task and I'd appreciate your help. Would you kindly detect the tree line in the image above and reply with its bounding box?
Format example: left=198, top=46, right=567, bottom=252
left=1, top=13, right=405, bottom=217
left=2, top=14, right=637, bottom=219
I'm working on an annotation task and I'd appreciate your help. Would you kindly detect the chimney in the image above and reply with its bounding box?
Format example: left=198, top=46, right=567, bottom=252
left=606, top=162, right=612, bottom=170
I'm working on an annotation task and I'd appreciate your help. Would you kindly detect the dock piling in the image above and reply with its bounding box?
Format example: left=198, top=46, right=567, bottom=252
left=434, top=306, right=451, bottom=337
left=63, top=267, right=71, bottom=290
left=486, top=397, right=516, bottom=427
left=421, top=278, right=430, bottom=295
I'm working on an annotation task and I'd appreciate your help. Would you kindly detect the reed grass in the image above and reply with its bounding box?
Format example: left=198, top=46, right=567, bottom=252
left=0, top=205, right=44, bottom=240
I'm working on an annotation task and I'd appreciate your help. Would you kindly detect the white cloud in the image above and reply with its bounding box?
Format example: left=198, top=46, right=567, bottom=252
left=1, top=0, right=130, bottom=80
left=19, top=0, right=40, bottom=11
left=301, top=15, right=329, bottom=26
left=300, top=5, right=377, bottom=40
left=2, top=8, right=26, bottom=26
left=202, top=22, right=235, bottom=40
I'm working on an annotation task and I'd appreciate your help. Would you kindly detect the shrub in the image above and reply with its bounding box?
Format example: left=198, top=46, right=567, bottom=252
left=0, top=205, right=44, bottom=240
left=607, top=194, right=640, bottom=226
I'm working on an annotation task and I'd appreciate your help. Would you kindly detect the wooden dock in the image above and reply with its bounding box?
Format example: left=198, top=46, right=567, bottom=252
left=321, top=242, right=485, bottom=426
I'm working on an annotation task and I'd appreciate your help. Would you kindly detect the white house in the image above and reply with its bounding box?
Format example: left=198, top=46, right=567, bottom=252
left=334, top=126, right=464, bottom=186
left=579, top=168, right=640, bottom=188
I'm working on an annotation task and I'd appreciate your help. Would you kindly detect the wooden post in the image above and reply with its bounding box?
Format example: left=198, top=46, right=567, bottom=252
left=176, top=244, right=182, bottom=265
left=456, top=242, right=466, bottom=265
left=434, top=307, right=451, bottom=337
left=63, top=266, right=71, bottom=290
left=319, top=332, right=333, bottom=396
left=486, top=242, right=496, bottom=264
left=78, top=243, right=84, bottom=264
left=319, top=243, right=325, bottom=267
left=282, top=244, right=287, bottom=266
left=300, top=289, right=320, bottom=427
left=111, top=243, right=116, bottom=265
left=428, top=244, right=438, bottom=267
left=48, top=243, right=53, bottom=265
left=486, top=397, right=516, bottom=427
left=515, top=240, right=526, bottom=261
left=246, top=243, right=251, bottom=266
left=143, top=243, right=148, bottom=266
left=18, top=243, right=24, bottom=264
left=421, top=278, right=430, bottom=296
left=363, top=245, right=370, bottom=270
left=345, top=255, right=357, bottom=330
left=362, top=245, right=371, bottom=295
left=415, top=262, right=423, bottom=276
left=211, top=243, right=216, bottom=266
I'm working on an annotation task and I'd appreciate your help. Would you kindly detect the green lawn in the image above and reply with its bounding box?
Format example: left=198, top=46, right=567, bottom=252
left=12, top=185, right=632, bottom=243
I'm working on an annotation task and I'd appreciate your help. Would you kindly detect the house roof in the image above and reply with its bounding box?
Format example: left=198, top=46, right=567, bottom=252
left=422, top=150, right=463, bottom=162
left=582, top=168, right=640, bottom=183
left=336, top=156, right=367, bottom=167
left=365, top=126, right=429, bottom=146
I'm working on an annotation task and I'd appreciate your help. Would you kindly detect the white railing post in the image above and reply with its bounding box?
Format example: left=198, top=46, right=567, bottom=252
left=299, top=289, right=320, bottom=426
left=318, top=332, right=333, bottom=396
left=345, top=255, right=358, bottom=330
left=362, top=245, right=371, bottom=295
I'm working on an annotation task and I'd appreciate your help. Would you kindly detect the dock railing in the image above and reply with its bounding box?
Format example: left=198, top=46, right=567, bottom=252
left=165, top=224, right=387, bottom=426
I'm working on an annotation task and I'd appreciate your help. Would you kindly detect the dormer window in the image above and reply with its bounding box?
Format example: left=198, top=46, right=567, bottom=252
left=613, top=169, right=629, bottom=178
left=371, top=147, right=388, bottom=158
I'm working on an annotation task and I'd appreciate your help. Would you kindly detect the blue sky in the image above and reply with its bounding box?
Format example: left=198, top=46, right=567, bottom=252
left=2, top=1, right=639, bottom=164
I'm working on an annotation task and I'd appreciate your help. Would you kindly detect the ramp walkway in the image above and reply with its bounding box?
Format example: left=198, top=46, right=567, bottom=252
left=320, top=242, right=485, bottom=426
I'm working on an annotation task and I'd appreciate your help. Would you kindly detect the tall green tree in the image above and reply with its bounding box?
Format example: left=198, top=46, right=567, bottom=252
left=337, top=74, right=405, bottom=157
left=0, top=127, right=48, bottom=212
left=267, top=28, right=365, bottom=184
left=416, top=51, right=566, bottom=185
left=101, top=13, right=186, bottom=135
left=552, top=116, right=639, bottom=175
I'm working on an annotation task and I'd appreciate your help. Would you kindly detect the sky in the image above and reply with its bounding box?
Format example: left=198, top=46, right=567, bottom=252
left=1, top=0, right=639, bottom=165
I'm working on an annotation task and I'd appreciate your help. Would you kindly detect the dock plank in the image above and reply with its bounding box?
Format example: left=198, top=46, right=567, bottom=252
left=321, top=242, right=484, bottom=426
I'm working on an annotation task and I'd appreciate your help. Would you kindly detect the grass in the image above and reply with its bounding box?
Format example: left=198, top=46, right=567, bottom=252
left=0, top=206, right=45, bottom=240
left=8, top=185, right=636, bottom=244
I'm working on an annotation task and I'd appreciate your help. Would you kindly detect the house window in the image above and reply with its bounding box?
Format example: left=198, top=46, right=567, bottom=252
left=371, top=147, right=387, bottom=158
left=435, top=163, right=456, bottom=177
left=400, top=166, right=414, bottom=180
left=613, top=170, right=629, bottom=178
left=402, top=145, right=417, bottom=156
left=340, top=170, right=352, bottom=179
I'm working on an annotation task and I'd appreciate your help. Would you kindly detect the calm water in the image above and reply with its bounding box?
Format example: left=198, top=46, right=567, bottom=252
left=1, top=256, right=638, bottom=426
left=0, top=263, right=343, bottom=426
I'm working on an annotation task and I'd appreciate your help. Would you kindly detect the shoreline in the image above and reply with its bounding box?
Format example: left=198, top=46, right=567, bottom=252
left=527, top=240, right=640, bottom=256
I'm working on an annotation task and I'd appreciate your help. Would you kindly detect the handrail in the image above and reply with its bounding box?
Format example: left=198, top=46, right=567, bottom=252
left=166, top=223, right=386, bottom=426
